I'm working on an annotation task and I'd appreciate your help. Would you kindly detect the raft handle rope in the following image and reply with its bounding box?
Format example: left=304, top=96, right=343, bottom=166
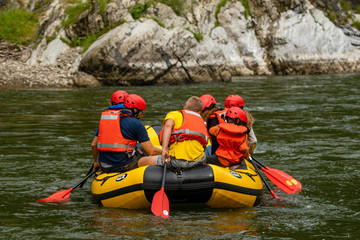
left=94, top=173, right=122, bottom=186
left=233, top=170, right=258, bottom=182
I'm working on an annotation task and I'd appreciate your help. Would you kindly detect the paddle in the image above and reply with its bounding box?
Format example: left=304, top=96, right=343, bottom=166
left=37, top=168, right=97, bottom=203
left=251, top=156, right=302, bottom=194
left=151, top=160, right=169, bottom=218
left=249, top=156, right=279, bottom=199
left=79, top=164, right=94, bottom=189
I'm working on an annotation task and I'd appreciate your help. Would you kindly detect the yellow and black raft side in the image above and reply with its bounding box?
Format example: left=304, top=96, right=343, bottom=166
left=91, top=160, right=263, bottom=209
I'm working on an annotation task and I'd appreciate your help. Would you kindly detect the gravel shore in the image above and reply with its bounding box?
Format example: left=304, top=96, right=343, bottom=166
left=0, top=41, right=92, bottom=89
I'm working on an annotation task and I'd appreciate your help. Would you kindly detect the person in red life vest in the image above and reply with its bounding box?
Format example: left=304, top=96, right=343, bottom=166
left=91, top=90, right=128, bottom=165
left=207, top=94, right=257, bottom=155
left=206, top=107, right=250, bottom=167
left=138, top=96, right=209, bottom=170
left=93, top=94, right=161, bottom=173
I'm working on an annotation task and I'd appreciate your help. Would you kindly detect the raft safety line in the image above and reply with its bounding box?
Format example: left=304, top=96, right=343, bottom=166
left=92, top=181, right=263, bottom=201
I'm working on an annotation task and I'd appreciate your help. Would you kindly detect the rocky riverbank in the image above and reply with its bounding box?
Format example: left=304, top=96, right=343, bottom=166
left=1, top=0, right=360, bottom=89
left=0, top=40, right=101, bottom=88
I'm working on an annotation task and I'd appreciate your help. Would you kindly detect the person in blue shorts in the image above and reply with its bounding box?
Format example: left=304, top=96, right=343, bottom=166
left=92, top=93, right=161, bottom=173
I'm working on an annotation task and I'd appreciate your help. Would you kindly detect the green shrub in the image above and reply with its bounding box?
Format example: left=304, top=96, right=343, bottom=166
left=61, top=20, right=126, bottom=52
left=61, top=0, right=109, bottom=27
left=352, top=21, right=360, bottom=31
left=215, top=0, right=228, bottom=27
left=129, top=2, right=152, bottom=20
left=327, top=11, right=336, bottom=21
left=98, top=0, right=109, bottom=13
left=0, top=8, right=39, bottom=45
left=241, top=0, right=251, bottom=19
left=151, top=17, right=165, bottom=28
left=157, top=0, right=185, bottom=16
left=215, top=0, right=251, bottom=26
left=62, top=0, right=91, bottom=27
left=356, top=5, right=360, bottom=14
left=46, top=34, right=57, bottom=43
left=339, top=0, right=352, bottom=12
left=185, top=27, right=203, bottom=42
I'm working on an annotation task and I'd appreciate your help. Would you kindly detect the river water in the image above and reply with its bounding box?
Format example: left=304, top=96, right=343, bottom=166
left=0, top=74, right=359, bottom=239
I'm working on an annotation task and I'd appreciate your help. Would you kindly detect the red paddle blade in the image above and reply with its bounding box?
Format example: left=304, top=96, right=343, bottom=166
left=151, top=188, right=169, bottom=218
left=37, top=188, right=73, bottom=203
left=271, top=168, right=302, bottom=191
left=262, top=167, right=302, bottom=194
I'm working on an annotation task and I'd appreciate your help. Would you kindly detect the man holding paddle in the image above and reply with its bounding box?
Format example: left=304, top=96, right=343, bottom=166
left=138, top=96, right=209, bottom=170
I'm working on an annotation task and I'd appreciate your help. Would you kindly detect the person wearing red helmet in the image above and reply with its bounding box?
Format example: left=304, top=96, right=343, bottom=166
left=123, top=94, right=147, bottom=119
left=92, top=90, right=128, bottom=165
left=199, top=94, right=220, bottom=156
left=138, top=96, right=209, bottom=170
left=110, top=90, right=128, bottom=106
left=206, top=107, right=250, bottom=167
left=207, top=94, right=257, bottom=155
left=200, top=94, right=217, bottom=111
left=224, top=94, right=245, bottom=108
left=199, top=94, right=220, bottom=123
left=92, top=93, right=161, bottom=173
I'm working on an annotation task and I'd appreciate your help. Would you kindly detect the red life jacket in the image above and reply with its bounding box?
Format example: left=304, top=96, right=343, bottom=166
left=215, top=123, right=249, bottom=166
left=160, top=110, right=209, bottom=147
left=97, top=110, right=137, bottom=153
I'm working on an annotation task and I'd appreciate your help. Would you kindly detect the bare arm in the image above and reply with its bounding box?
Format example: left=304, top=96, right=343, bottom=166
left=140, top=140, right=162, bottom=156
left=91, top=136, right=100, bottom=170
left=161, top=118, right=175, bottom=164
left=248, top=128, right=257, bottom=154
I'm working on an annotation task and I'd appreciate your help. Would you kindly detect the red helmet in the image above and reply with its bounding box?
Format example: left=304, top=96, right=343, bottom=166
left=110, top=90, right=128, bottom=104
left=225, top=107, right=247, bottom=123
left=200, top=94, right=217, bottom=110
left=224, top=95, right=244, bottom=108
left=124, top=94, right=146, bottom=110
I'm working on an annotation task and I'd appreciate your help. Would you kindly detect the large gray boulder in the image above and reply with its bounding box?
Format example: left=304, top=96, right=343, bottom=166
left=3, top=0, right=360, bottom=87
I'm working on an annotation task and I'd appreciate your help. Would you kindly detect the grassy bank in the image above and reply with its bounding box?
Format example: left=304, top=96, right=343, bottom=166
left=0, top=8, right=39, bottom=45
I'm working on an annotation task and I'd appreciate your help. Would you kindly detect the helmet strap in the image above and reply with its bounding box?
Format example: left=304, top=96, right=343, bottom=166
left=132, top=108, right=141, bottom=119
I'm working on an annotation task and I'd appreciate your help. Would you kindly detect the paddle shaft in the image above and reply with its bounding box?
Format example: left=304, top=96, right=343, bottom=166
left=250, top=156, right=267, bottom=169
left=72, top=169, right=97, bottom=190
left=250, top=157, right=279, bottom=199
left=161, top=160, right=167, bottom=188
left=79, top=164, right=95, bottom=188
left=37, top=168, right=98, bottom=202
left=60, top=169, right=97, bottom=198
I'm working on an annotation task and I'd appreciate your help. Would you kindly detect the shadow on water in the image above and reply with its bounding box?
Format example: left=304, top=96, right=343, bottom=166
left=0, top=73, right=359, bottom=239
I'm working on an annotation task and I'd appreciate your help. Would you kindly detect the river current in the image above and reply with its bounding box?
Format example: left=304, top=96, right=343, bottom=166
left=0, top=74, right=359, bottom=239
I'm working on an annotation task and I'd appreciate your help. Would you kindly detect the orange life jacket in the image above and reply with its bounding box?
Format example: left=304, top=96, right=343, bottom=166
left=160, top=110, right=209, bottom=147
left=97, top=110, right=137, bottom=153
left=214, top=123, right=249, bottom=166
left=208, top=109, right=227, bottom=124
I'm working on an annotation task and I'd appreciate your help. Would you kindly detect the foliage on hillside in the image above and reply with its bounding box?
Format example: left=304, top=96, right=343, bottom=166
left=0, top=0, right=359, bottom=47
left=0, top=8, right=38, bottom=45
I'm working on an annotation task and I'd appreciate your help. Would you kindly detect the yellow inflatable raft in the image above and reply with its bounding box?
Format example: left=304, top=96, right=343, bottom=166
left=91, top=125, right=263, bottom=208
left=91, top=160, right=263, bottom=209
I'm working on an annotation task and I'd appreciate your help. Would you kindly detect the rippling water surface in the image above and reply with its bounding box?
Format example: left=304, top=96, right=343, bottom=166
left=1, top=74, right=359, bottom=239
